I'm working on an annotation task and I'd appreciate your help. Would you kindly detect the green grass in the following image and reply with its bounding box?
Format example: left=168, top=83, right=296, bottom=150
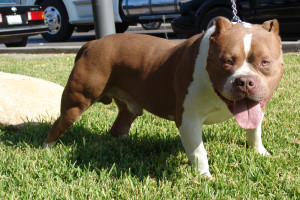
left=0, top=53, right=299, bottom=199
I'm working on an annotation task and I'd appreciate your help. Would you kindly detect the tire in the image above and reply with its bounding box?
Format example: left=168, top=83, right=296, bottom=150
left=5, top=37, right=28, bottom=47
left=40, top=0, right=74, bottom=42
left=115, top=22, right=129, bottom=33
left=141, top=22, right=162, bottom=30
left=197, top=8, right=233, bottom=33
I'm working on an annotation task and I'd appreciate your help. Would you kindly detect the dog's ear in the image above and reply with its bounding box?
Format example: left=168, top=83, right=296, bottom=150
left=214, top=17, right=232, bottom=35
left=262, top=19, right=279, bottom=35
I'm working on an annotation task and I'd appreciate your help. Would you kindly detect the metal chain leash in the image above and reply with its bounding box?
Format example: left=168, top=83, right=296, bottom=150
left=231, top=0, right=242, bottom=23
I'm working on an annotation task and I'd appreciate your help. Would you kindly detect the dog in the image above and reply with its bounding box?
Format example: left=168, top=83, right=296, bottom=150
left=43, top=17, right=284, bottom=176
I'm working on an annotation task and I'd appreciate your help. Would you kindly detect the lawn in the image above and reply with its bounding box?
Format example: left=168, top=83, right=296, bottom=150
left=0, top=53, right=299, bottom=199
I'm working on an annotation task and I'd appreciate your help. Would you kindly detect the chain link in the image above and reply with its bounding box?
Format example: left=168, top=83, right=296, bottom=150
left=231, top=0, right=242, bottom=23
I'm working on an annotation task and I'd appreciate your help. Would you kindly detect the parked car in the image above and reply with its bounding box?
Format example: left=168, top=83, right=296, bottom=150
left=171, top=0, right=300, bottom=39
left=0, top=0, right=48, bottom=47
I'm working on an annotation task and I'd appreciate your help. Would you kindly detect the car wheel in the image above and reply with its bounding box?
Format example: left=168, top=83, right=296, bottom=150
left=197, top=8, right=233, bottom=33
left=141, top=22, right=162, bottom=30
left=40, top=0, right=74, bottom=42
left=5, top=37, right=28, bottom=47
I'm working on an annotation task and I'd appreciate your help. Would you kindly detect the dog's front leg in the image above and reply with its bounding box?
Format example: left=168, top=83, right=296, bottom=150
left=246, top=113, right=270, bottom=155
left=179, top=117, right=211, bottom=176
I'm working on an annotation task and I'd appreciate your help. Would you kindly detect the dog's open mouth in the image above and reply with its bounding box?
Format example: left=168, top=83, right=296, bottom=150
left=214, top=88, right=272, bottom=129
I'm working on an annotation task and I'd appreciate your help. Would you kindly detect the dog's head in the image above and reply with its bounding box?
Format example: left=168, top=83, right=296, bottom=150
left=206, top=17, right=284, bottom=129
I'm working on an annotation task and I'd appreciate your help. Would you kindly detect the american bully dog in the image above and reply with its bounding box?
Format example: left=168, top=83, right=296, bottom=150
left=43, top=17, right=284, bottom=176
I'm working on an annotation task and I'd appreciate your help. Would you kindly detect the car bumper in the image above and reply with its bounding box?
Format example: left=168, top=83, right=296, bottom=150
left=171, top=15, right=197, bottom=38
left=0, top=25, right=49, bottom=38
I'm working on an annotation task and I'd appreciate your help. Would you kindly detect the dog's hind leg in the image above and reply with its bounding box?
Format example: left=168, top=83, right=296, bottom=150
left=109, top=99, right=138, bottom=137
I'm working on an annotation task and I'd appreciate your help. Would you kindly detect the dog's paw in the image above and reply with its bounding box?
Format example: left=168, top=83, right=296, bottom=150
left=42, top=142, right=56, bottom=149
left=255, top=146, right=270, bottom=156
left=200, top=170, right=212, bottom=177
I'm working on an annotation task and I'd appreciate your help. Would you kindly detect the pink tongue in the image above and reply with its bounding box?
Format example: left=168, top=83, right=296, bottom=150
left=233, top=99, right=262, bottom=129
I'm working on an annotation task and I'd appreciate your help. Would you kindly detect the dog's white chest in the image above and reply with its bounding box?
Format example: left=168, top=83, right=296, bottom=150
left=183, top=85, right=233, bottom=125
left=203, top=101, right=232, bottom=124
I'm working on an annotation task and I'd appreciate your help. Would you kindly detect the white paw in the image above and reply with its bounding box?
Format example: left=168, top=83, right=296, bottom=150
left=42, top=142, right=56, bottom=149
left=255, top=146, right=270, bottom=156
left=199, top=170, right=212, bottom=177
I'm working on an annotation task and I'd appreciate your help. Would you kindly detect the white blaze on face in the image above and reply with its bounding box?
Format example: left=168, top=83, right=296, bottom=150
left=235, top=33, right=254, bottom=77
left=237, top=33, right=254, bottom=75
left=241, top=22, right=253, bottom=76
left=243, top=33, right=252, bottom=56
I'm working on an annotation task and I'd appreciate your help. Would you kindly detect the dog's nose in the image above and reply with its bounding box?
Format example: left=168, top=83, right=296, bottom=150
left=234, top=76, right=256, bottom=94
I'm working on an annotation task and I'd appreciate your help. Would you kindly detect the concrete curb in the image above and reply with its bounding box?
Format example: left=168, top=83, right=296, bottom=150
left=0, top=46, right=80, bottom=54
left=281, top=41, right=300, bottom=53
left=0, top=40, right=299, bottom=54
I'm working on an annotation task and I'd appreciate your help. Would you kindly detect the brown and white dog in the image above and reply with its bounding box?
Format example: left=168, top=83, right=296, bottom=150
left=43, top=17, right=284, bottom=176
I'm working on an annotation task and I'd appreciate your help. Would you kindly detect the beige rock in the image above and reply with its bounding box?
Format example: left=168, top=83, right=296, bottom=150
left=0, top=72, right=63, bottom=126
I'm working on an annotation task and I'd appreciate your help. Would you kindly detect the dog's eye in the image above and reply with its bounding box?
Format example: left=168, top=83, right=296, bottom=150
left=261, top=60, right=271, bottom=67
left=223, top=59, right=234, bottom=65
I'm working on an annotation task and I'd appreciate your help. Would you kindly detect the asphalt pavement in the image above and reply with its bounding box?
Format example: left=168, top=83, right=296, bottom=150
left=0, top=24, right=299, bottom=54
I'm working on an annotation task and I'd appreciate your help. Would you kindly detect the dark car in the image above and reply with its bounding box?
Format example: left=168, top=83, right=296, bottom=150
left=0, top=0, right=48, bottom=47
left=171, top=0, right=300, bottom=39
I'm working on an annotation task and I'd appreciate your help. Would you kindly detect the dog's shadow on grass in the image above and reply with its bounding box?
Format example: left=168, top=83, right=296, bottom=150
left=63, top=124, right=186, bottom=180
left=0, top=121, right=186, bottom=180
